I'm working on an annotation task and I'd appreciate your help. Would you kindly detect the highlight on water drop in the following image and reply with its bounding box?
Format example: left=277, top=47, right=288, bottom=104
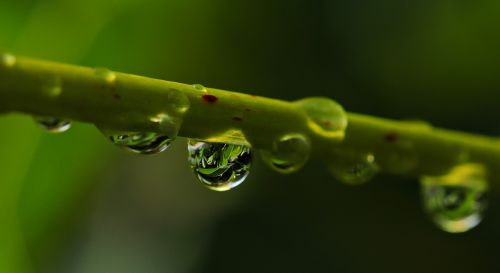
left=188, top=139, right=252, bottom=191
left=100, top=129, right=174, bottom=154
left=34, top=116, right=72, bottom=133
left=420, top=163, right=489, bottom=233
left=260, top=133, right=310, bottom=174
left=327, top=150, right=379, bottom=185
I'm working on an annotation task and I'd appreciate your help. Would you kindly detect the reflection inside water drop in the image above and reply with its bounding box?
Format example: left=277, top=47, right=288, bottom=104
left=420, top=163, right=488, bottom=233
left=34, top=116, right=71, bottom=133
left=260, top=134, right=310, bottom=174
left=188, top=139, right=252, bottom=191
left=101, top=129, right=174, bottom=154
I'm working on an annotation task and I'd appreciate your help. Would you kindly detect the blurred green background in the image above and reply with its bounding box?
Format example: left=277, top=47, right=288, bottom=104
left=1, top=0, right=500, bottom=272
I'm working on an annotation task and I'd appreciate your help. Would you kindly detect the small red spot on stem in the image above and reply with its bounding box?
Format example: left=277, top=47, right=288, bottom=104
left=322, top=120, right=332, bottom=128
left=384, top=131, right=399, bottom=143
left=233, top=117, right=243, bottom=122
left=202, top=94, right=218, bottom=103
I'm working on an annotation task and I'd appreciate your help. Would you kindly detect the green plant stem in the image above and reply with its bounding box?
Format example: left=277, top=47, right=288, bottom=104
left=1, top=54, right=500, bottom=191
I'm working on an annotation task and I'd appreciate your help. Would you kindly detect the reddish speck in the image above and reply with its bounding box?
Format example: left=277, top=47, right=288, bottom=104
left=322, top=120, right=332, bottom=128
left=251, top=95, right=257, bottom=98
left=233, top=117, right=243, bottom=122
left=384, top=131, right=399, bottom=143
left=202, top=94, right=218, bottom=103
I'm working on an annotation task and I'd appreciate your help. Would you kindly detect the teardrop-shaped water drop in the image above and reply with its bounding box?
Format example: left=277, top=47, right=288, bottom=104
left=327, top=151, right=379, bottom=185
left=167, top=90, right=191, bottom=114
left=260, top=134, right=310, bottom=174
left=293, top=97, right=348, bottom=140
left=34, top=116, right=71, bottom=133
left=420, top=163, right=488, bottom=233
left=101, top=129, right=174, bottom=154
left=188, top=139, right=252, bottom=191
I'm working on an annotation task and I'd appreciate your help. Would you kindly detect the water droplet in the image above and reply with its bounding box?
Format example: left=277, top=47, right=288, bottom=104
left=42, top=76, right=62, bottom=97
left=420, top=163, right=488, bottom=233
left=327, top=151, right=379, bottom=185
left=94, top=67, right=117, bottom=84
left=34, top=116, right=71, bottom=133
left=101, top=129, right=174, bottom=154
left=1, top=52, right=16, bottom=68
left=192, top=84, right=207, bottom=93
left=188, top=139, right=252, bottom=191
left=294, top=97, right=347, bottom=140
left=167, top=89, right=190, bottom=114
left=149, top=113, right=180, bottom=136
left=260, top=134, right=310, bottom=174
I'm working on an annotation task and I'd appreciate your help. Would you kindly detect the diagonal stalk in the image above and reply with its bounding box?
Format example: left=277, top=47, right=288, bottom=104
left=1, top=53, right=500, bottom=191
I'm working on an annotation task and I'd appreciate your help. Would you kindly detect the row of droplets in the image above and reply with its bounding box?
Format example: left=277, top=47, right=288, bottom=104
left=34, top=115, right=313, bottom=190
left=6, top=52, right=485, bottom=233
left=33, top=115, right=489, bottom=234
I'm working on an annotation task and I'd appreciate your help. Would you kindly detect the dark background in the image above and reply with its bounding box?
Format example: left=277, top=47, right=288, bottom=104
left=1, top=0, right=500, bottom=272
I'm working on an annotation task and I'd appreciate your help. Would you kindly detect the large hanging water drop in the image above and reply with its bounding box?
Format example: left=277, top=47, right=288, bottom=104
left=293, top=97, right=348, bottom=140
left=260, top=134, right=310, bottom=174
left=327, top=151, right=379, bottom=185
left=34, top=116, right=71, bottom=133
left=101, top=129, right=174, bottom=154
left=420, top=163, right=488, bottom=233
left=188, top=139, right=252, bottom=191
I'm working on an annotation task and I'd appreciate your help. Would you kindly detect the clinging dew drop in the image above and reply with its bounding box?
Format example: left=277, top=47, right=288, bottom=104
left=293, top=97, right=348, bottom=140
left=188, top=139, right=252, bottom=191
left=420, top=163, right=488, bottom=233
left=34, top=116, right=72, bottom=133
left=260, top=134, right=310, bottom=174
left=327, top=151, right=379, bottom=185
left=192, top=84, right=207, bottom=93
left=94, top=67, right=117, bottom=85
left=43, top=76, right=62, bottom=97
left=100, top=129, right=174, bottom=154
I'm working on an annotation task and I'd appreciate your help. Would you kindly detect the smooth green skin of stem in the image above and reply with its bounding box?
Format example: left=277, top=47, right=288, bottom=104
left=1, top=55, right=500, bottom=191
